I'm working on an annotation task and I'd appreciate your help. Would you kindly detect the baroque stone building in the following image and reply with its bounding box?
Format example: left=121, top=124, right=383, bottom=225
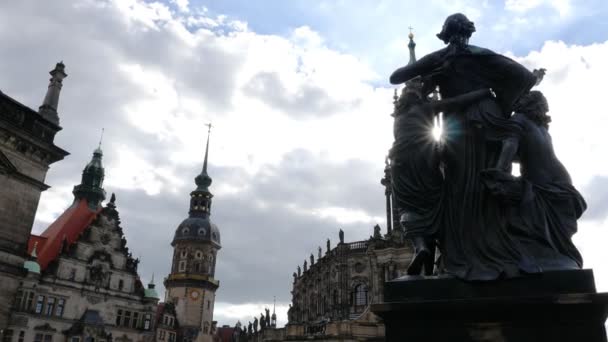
left=4, top=144, right=161, bottom=342
left=283, top=225, right=412, bottom=341
left=0, top=62, right=69, bottom=329
left=164, top=127, right=221, bottom=342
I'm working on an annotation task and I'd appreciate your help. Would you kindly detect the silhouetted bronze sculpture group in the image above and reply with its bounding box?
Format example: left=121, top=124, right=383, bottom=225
left=389, top=13, right=585, bottom=280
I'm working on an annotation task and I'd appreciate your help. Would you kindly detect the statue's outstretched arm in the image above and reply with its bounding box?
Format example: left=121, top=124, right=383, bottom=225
left=389, top=52, right=443, bottom=85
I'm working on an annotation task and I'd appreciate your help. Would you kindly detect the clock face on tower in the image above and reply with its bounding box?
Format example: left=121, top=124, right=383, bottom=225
left=190, top=289, right=200, bottom=301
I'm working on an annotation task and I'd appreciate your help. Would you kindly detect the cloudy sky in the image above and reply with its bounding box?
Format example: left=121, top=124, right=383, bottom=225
left=1, top=0, right=607, bottom=328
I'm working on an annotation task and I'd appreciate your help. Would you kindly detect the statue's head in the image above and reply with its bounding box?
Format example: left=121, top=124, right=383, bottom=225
left=437, top=13, right=476, bottom=45
left=514, top=91, right=551, bottom=128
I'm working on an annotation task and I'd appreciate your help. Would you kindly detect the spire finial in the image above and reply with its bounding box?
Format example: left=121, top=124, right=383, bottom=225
left=203, top=122, right=212, bottom=174
left=150, top=273, right=155, bottom=284
left=273, top=296, right=276, bottom=314
left=407, top=26, right=417, bottom=65
left=98, top=128, right=105, bottom=149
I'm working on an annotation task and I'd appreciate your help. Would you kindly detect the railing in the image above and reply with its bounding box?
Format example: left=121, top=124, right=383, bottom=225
left=346, top=241, right=368, bottom=251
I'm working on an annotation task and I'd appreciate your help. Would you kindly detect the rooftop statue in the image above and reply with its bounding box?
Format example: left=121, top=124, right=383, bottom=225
left=389, top=13, right=581, bottom=280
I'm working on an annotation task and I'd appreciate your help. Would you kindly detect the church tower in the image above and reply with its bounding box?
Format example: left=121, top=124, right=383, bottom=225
left=164, top=125, right=221, bottom=342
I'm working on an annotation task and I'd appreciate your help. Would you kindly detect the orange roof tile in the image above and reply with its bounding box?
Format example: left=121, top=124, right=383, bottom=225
left=28, top=199, right=100, bottom=270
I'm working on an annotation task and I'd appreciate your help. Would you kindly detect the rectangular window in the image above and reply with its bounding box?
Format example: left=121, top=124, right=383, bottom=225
left=43, top=335, right=52, bottom=342
left=45, top=297, right=55, bottom=316
left=163, top=316, right=168, bottom=325
left=18, top=331, right=25, bottom=342
left=159, top=330, right=165, bottom=340
left=25, top=292, right=34, bottom=311
left=116, top=310, right=123, bottom=326
left=132, top=312, right=139, bottom=329
left=123, top=311, right=131, bottom=327
left=34, top=295, right=44, bottom=314
left=3, top=329, right=13, bottom=342
left=168, top=333, right=175, bottom=342
left=70, top=337, right=79, bottom=342
left=178, top=261, right=186, bottom=272
left=33, top=334, right=43, bottom=342
left=55, top=299, right=65, bottom=317
left=143, top=314, right=151, bottom=330
left=13, top=290, right=23, bottom=309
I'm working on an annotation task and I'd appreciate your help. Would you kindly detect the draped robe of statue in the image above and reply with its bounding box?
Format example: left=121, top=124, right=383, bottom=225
left=481, top=111, right=586, bottom=271
left=391, top=45, right=537, bottom=280
left=391, top=86, right=493, bottom=239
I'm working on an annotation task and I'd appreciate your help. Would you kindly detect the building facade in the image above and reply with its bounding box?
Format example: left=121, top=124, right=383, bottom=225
left=4, top=146, right=160, bottom=342
left=0, top=63, right=69, bottom=329
left=164, top=128, right=221, bottom=342
left=283, top=226, right=412, bottom=341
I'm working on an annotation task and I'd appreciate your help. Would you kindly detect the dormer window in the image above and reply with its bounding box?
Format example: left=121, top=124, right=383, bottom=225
left=198, top=228, right=206, bottom=236
left=182, top=227, right=190, bottom=235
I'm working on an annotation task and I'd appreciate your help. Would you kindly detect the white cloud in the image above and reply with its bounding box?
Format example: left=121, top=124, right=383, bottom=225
left=504, top=0, right=572, bottom=16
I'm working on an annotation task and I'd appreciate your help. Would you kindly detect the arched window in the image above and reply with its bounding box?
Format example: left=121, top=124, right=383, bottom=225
left=182, top=227, right=190, bottom=235
left=354, top=284, right=368, bottom=307
left=195, top=251, right=203, bottom=259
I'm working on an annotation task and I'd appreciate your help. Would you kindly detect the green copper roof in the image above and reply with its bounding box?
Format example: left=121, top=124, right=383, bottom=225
left=23, top=260, right=40, bottom=274
left=144, top=287, right=159, bottom=299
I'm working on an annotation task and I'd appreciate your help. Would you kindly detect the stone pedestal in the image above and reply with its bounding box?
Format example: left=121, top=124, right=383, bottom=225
left=371, top=269, right=608, bottom=342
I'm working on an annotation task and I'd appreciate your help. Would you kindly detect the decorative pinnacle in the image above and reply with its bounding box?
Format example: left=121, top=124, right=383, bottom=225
left=408, top=26, right=414, bottom=39
left=31, top=242, right=38, bottom=258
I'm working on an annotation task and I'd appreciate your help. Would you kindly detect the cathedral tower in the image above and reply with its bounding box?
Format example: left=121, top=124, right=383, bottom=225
left=164, top=125, right=221, bottom=342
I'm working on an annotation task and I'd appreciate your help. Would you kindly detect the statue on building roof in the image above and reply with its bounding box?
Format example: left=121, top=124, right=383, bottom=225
left=339, top=229, right=344, bottom=244
left=310, top=253, right=314, bottom=266
left=326, top=238, right=331, bottom=254
left=297, top=265, right=301, bottom=277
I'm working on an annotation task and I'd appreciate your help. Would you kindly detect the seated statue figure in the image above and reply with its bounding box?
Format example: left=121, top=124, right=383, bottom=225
left=481, top=91, right=586, bottom=271
left=390, top=77, right=495, bottom=275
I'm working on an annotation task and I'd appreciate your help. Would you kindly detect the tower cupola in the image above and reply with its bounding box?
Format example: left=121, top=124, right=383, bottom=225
left=172, top=124, right=221, bottom=248
left=73, top=144, right=106, bottom=209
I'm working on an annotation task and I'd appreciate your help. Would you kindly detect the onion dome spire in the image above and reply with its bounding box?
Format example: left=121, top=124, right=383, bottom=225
left=73, top=132, right=106, bottom=209
left=408, top=27, right=417, bottom=65
left=144, top=273, right=159, bottom=299
left=172, top=122, right=221, bottom=248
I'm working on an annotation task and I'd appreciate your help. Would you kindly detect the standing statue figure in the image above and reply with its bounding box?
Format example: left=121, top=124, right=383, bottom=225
left=253, top=317, right=258, bottom=333
left=390, top=76, right=495, bottom=275
left=481, top=91, right=585, bottom=271
left=318, top=246, right=322, bottom=260
left=297, top=265, right=301, bottom=277
left=248, top=322, right=252, bottom=334
left=265, top=308, right=271, bottom=327
left=310, top=253, right=314, bottom=266
left=390, top=13, right=544, bottom=280
left=303, top=260, right=307, bottom=272
left=326, top=238, right=331, bottom=254
left=339, top=229, right=344, bottom=244
left=260, top=313, right=266, bottom=330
